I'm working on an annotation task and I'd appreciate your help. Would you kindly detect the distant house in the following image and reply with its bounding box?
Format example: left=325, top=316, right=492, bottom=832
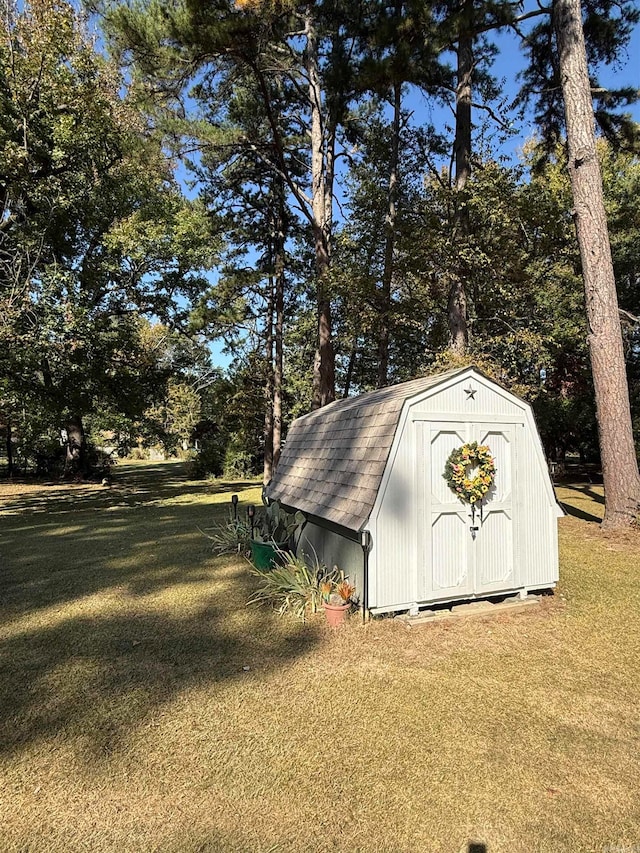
left=265, top=367, right=561, bottom=616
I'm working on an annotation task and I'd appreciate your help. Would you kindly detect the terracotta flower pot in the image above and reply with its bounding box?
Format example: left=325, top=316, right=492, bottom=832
left=322, top=601, right=350, bottom=627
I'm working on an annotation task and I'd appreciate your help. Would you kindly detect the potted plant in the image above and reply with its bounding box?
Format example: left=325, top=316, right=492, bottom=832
left=320, top=576, right=356, bottom=627
left=248, top=549, right=334, bottom=622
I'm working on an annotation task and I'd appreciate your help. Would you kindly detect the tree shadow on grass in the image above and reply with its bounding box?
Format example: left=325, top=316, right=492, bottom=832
left=557, top=482, right=605, bottom=524
left=0, top=463, right=262, bottom=617
left=0, top=557, right=320, bottom=761
left=558, top=501, right=602, bottom=524
left=562, top=483, right=605, bottom=505
left=0, top=463, right=320, bottom=761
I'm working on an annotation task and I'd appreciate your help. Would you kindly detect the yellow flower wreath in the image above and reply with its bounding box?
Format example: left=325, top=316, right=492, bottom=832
left=443, top=442, right=496, bottom=504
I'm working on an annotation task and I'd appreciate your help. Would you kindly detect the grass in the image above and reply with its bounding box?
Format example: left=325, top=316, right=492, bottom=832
left=0, top=463, right=639, bottom=852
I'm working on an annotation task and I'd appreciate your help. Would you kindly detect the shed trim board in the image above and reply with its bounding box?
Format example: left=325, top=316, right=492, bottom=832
left=411, top=412, right=528, bottom=423
left=287, top=508, right=362, bottom=544
left=267, top=367, right=560, bottom=616
left=302, top=512, right=361, bottom=543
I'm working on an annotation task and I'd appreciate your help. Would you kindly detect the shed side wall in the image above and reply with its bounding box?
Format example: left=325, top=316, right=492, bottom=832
left=516, top=424, right=560, bottom=587
left=296, top=523, right=364, bottom=601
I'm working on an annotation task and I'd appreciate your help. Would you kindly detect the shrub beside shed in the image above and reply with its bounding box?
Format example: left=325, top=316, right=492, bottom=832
left=265, top=367, right=561, bottom=616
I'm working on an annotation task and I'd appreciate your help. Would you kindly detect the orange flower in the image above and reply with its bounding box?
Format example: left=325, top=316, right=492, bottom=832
left=335, top=581, right=355, bottom=602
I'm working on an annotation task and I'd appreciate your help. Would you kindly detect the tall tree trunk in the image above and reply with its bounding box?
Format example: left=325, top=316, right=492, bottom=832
left=273, top=195, right=285, bottom=472
left=343, top=342, right=358, bottom=399
left=306, top=4, right=335, bottom=410
left=554, top=0, right=640, bottom=528
left=64, top=414, right=88, bottom=478
left=6, top=419, right=14, bottom=477
left=313, top=240, right=335, bottom=411
left=378, top=79, right=402, bottom=389
left=448, top=7, right=473, bottom=354
left=263, top=185, right=286, bottom=482
left=262, top=268, right=275, bottom=486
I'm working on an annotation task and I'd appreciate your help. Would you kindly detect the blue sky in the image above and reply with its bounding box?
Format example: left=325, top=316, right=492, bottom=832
left=408, top=15, right=640, bottom=165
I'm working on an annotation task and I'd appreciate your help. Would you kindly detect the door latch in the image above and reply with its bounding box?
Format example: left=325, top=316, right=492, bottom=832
left=470, top=526, right=479, bottom=540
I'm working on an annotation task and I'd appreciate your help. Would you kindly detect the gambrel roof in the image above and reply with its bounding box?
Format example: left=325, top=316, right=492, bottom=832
left=265, top=368, right=468, bottom=531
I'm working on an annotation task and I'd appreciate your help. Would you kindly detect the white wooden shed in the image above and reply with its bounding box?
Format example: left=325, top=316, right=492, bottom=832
left=265, top=367, right=561, bottom=615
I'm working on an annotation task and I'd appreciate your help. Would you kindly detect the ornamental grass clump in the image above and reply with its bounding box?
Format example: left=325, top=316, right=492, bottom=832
left=248, top=550, right=341, bottom=621
left=443, top=441, right=496, bottom=504
left=199, top=510, right=252, bottom=556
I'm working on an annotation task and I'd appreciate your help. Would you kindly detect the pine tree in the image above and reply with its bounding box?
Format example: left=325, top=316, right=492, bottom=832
left=553, top=0, right=640, bottom=527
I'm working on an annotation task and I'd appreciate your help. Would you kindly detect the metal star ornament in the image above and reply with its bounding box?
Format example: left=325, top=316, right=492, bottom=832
left=464, top=385, right=477, bottom=400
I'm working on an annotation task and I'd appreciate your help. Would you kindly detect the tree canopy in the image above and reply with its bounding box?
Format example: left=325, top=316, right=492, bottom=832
left=2, top=0, right=639, bottom=523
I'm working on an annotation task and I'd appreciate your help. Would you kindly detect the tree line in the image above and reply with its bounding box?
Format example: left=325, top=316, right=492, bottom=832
left=1, top=0, right=639, bottom=526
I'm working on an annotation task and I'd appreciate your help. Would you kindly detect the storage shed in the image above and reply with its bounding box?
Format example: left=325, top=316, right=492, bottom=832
left=265, top=367, right=561, bottom=615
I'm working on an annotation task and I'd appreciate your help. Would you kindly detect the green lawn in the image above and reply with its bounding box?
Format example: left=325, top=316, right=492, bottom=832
left=1, top=463, right=638, bottom=852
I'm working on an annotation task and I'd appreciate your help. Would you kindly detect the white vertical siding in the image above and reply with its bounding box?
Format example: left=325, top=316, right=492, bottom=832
left=480, top=429, right=511, bottom=502
left=367, top=370, right=558, bottom=613
left=430, top=426, right=467, bottom=503
left=515, top=424, right=559, bottom=588
left=412, top=380, right=523, bottom=419
left=432, top=513, right=468, bottom=589
left=370, top=414, right=417, bottom=609
left=475, top=509, right=514, bottom=586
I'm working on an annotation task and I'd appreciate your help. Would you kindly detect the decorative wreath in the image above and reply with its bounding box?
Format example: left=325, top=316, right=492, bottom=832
left=443, top=441, right=496, bottom=505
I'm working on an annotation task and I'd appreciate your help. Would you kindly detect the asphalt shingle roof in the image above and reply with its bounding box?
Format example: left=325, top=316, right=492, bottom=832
left=265, top=369, right=466, bottom=531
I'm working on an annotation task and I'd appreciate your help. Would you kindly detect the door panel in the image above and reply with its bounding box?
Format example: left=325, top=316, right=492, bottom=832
left=474, top=424, right=516, bottom=593
left=430, top=428, right=466, bottom=505
left=480, top=428, right=512, bottom=503
left=425, top=424, right=472, bottom=599
left=432, top=513, right=469, bottom=591
left=422, top=420, right=519, bottom=602
left=475, top=509, right=514, bottom=587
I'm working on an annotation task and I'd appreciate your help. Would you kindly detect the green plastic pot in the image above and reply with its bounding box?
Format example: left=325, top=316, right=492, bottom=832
left=249, top=539, right=287, bottom=570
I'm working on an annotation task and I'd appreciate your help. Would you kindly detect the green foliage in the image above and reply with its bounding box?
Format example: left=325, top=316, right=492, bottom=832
left=248, top=551, right=340, bottom=622
left=517, top=0, right=640, bottom=152
left=2, top=0, right=636, bottom=481
left=11, top=431, right=114, bottom=479
left=252, top=502, right=305, bottom=547
left=26, top=435, right=66, bottom=477
left=331, top=105, right=437, bottom=391
left=201, top=510, right=252, bottom=556
left=0, top=1, right=222, bottom=474
left=144, top=379, right=202, bottom=454
left=216, top=354, right=275, bottom=474
left=184, top=440, right=224, bottom=480
left=223, top=445, right=254, bottom=479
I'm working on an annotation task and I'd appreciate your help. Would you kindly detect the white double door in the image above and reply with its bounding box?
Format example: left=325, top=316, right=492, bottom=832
left=417, top=419, right=520, bottom=601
